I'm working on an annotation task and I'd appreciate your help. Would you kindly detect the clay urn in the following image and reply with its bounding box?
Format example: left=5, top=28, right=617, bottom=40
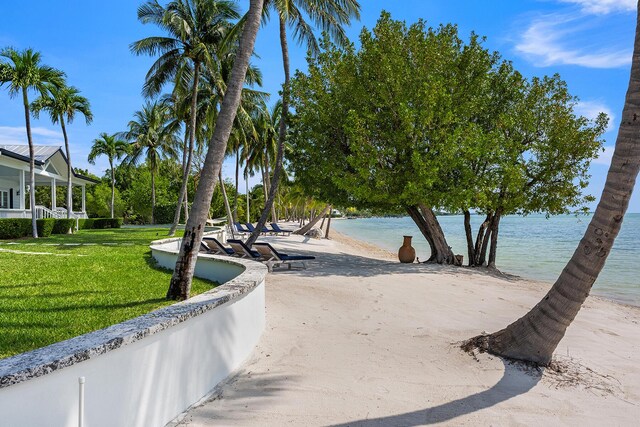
left=398, top=235, right=416, bottom=263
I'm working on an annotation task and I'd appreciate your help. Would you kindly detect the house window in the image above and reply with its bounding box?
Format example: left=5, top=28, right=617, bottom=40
left=0, top=190, right=8, bottom=209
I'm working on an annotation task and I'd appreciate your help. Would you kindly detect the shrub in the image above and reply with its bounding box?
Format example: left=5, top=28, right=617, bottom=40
left=52, top=218, right=76, bottom=234
left=153, top=203, right=187, bottom=225
left=78, top=218, right=94, bottom=230
left=36, top=218, right=56, bottom=237
left=0, top=218, right=32, bottom=239
left=92, top=218, right=123, bottom=229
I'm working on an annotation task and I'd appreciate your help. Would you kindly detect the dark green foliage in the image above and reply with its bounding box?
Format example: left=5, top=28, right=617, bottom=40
left=36, top=218, right=55, bottom=237
left=154, top=203, right=187, bottom=225
left=78, top=218, right=94, bottom=230
left=0, top=219, right=32, bottom=239
left=92, top=218, right=123, bottom=229
left=52, top=218, right=76, bottom=234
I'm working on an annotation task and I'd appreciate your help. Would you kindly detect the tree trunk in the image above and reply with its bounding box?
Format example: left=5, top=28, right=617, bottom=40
left=406, top=205, right=437, bottom=260
left=473, top=214, right=491, bottom=266
left=23, top=89, right=37, bottom=238
left=167, top=0, right=264, bottom=300
left=468, top=5, right=640, bottom=365
left=151, top=167, right=156, bottom=225
left=233, top=151, right=239, bottom=222
left=169, top=63, right=200, bottom=237
left=60, top=116, right=73, bottom=222
left=245, top=172, right=250, bottom=223
left=246, top=14, right=289, bottom=247
left=325, top=207, right=333, bottom=239
left=463, top=210, right=475, bottom=266
left=293, top=204, right=331, bottom=235
left=487, top=208, right=502, bottom=269
left=477, top=213, right=494, bottom=266
left=406, top=205, right=458, bottom=264
left=110, top=159, right=115, bottom=219
left=219, top=171, right=235, bottom=239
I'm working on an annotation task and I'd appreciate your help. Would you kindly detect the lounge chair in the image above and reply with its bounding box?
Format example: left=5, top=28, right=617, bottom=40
left=234, top=222, right=251, bottom=234
left=226, top=239, right=262, bottom=260
left=244, top=223, right=272, bottom=234
left=253, top=242, right=315, bottom=272
left=270, top=223, right=293, bottom=236
left=202, top=237, right=234, bottom=255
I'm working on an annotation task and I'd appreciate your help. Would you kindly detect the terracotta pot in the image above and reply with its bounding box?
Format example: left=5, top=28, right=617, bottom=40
left=398, top=235, right=416, bottom=263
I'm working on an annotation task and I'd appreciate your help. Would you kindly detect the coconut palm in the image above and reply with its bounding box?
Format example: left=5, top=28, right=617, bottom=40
left=168, top=0, right=264, bottom=300
left=468, top=4, right=640, bottom=366
left=88, top=133, right=130, bottom=218
left=132, top=0, right=240, bottom=236
left=121, top=101, right=179, bottom=224
left=246, top=0, right=361, bottom=246
left=32, top=84, right=93, bottom=220
left=0, top=48, right=65, bottom=237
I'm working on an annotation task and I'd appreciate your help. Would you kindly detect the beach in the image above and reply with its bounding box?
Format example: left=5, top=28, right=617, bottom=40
left=170, top=231, right=640, bottom=426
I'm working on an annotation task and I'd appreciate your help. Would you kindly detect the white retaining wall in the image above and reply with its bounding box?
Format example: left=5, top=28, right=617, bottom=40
left=0, top=235, right=267, bottom=427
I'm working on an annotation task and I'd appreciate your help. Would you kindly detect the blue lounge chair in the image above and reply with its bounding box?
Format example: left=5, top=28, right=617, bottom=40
left=244, top=223, right=272, bottom=234
left=253, top=242, right=315, bottom=271
left=234, top=222, right=251, bottom=234
left=270, top=223, right=293, bottom=236
left=227, top=239, right=262, bottom=260
left=202, top=237, right=234, bottom=255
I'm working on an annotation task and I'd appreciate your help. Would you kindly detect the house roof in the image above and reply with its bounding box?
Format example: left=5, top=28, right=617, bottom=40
left=0, top=145, right=99, bottom=184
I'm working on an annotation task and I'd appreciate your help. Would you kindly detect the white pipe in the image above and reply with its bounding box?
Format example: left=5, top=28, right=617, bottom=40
left=78, top=377, right=85, bottom=427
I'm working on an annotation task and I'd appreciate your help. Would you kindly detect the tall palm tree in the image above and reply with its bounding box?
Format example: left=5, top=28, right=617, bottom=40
left=0, top=48, right=64, bottom=237
left=131, top=0, right=240, bottom=236
left=168, top=0, right=265, bottom=300
left=122, top=101, right=179, bottom=224
left=88, top=133, right=130, bottom=218
left=468, top=4, right=640, bottom=366
left=246, top=0, right=361, bottom=246
left=32, top=84, right=93, bottom=220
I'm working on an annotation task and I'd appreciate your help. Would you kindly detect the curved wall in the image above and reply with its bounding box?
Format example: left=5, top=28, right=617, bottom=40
left=0, top=234, right=267, bottom=427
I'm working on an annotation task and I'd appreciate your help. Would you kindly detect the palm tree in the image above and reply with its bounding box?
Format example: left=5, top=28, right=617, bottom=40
left=246, top=0, right=361, bottom=246
left=122, top=101, right=179, bottom=224
left=32, top=85, right=93, bottom=220
left=131, top=0, right=240, bottom=236
left=0, top=48, right=64, bottom=237
left=88, top=133, right=130, bottom=218
left=168, top=0, right=265, bottom=300
left=467, top=4, right=640, bottom=366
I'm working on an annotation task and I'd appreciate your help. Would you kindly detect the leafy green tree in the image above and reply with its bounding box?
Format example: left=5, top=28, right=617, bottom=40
left=246, top=0, right=361, bottom=247
left=468, top=4, right=640, bottom=366
left=32, top=84, right=93, bottom=220
left=0, top=48, right=64, bottom=237
left=86, top=183, right=125, bottom=218
left=88, top=133, right=130, bottom=218
left=121, top=101, right=179, bottom=224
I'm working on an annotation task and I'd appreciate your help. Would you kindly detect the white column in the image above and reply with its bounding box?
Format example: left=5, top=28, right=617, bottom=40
left=51, top=178, right=56, bottom=210
left=81, top=184, right=86, bottom=213
left=19, top=170, right=25, bottom=210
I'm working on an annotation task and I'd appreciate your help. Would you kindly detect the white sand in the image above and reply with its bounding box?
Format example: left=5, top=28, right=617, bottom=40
left=172, top=231, right=640, bottom=426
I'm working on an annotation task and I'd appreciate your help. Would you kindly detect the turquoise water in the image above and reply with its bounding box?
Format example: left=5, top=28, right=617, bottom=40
left=332, top=214, right=640, bottom=306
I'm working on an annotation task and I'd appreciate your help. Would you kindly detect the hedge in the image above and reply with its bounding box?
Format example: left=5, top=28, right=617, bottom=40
left=92, top=218, right=123, bottom=229
left=36, top=219, right=55, bottom=237
left=0, top=218, right=32, bottom=239
left=52, top=218, right=76, bottom=234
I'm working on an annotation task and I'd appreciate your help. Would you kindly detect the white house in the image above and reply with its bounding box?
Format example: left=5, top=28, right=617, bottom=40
left=0, top=145, right=98, bottom=219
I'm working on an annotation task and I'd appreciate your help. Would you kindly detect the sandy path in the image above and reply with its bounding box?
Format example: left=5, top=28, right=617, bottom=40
left=170, top=232, right=640, bottom=426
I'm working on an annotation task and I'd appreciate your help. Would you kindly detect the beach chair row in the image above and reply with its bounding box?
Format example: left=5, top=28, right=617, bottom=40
left=200, top=237, right=315, bottom=272
left=234, top=222, right=293, bottom=236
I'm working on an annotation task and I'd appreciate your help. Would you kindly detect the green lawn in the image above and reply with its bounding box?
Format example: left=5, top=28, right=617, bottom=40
left=0, top=227, right=216, bottom=359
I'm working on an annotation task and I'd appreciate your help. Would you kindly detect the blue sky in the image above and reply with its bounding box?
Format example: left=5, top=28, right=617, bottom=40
left=0, top=0, right=637, bottom=211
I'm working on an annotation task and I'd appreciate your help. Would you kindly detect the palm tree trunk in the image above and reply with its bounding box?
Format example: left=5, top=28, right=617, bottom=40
left=469, top=6, right=640, bottom=366
left=234, top=150, right=240, bottom=222
left=151, top=168, right=156, bottom=225
left=326, top=207, right=333, bottom=239
left=246, top=14, right=289, bottom=247
left=167, top=0, right=264, bottom=300
left=110, top=159, right=115, bottom=219
left=60, top=116, right=73, bottom=222
left=219, top=171, right=235, bottom=239
left=245, top=170, right=250, bottom=223
left=294, top=204, right=331, bottom=235
left=169, top=63, right=200, bottom=236
left=23, top=88, right=37, bottom=238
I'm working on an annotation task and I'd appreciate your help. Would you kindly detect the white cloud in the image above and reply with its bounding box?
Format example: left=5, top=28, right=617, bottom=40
left=516, top=13, right=631, bottom=68
left=574, top=100, right=615, bottom=131
left=558, top=0, right=636, bottom=15
left=0, top=126, right=63, bottom=145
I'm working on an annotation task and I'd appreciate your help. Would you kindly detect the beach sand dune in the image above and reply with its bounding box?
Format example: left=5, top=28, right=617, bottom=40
left=170, top=232, right=640, bottom=426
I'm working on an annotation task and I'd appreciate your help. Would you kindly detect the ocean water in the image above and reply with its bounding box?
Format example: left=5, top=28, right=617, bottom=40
left=332, top=213, right=640, bottom=306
